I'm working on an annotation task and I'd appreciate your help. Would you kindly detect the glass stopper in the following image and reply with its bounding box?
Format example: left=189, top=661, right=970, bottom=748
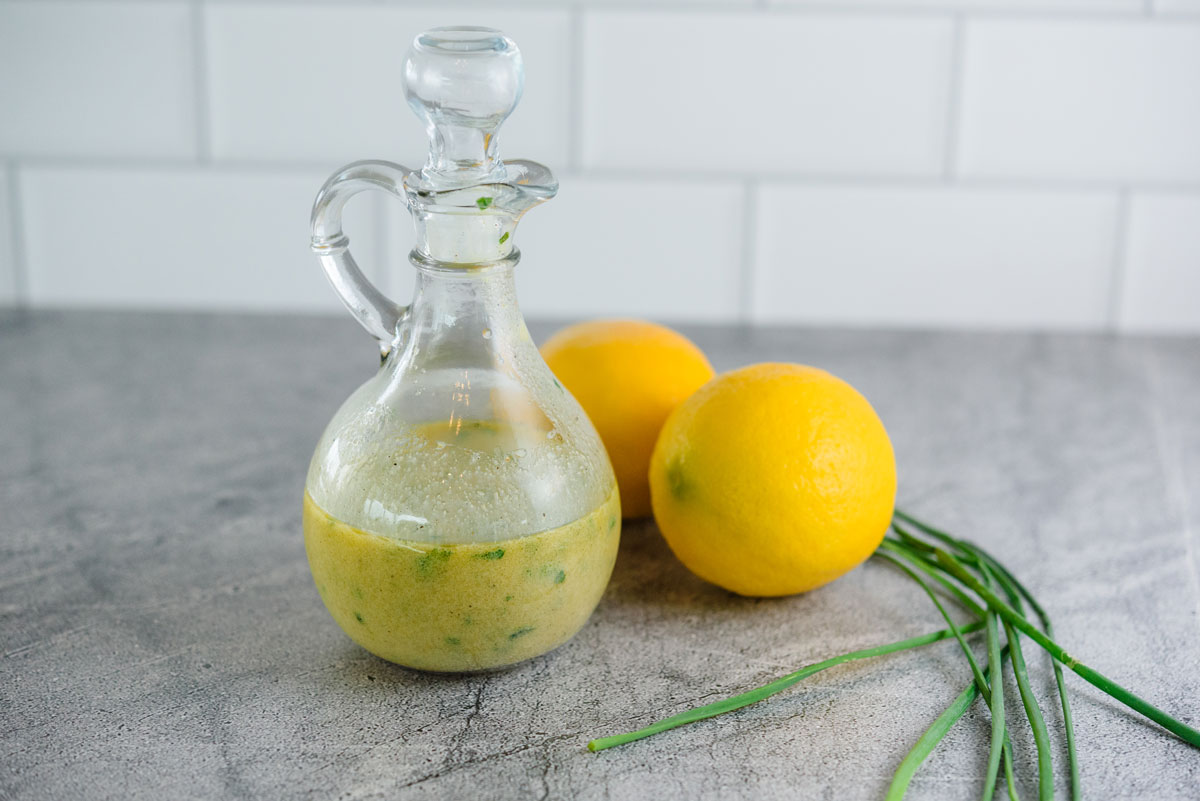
left=404, top=27, right=523, bottom=187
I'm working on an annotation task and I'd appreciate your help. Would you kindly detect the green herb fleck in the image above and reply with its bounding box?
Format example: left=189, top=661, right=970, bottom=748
left=476, top=548, right=505, bottom=560
left=351, top=586, right=364, bottom=599
left=445, top=636, right=461, bottom=646
left=475, top=196, right=493, bottom=210
left=353, top=612, right=364, bottom=624
left=499, top=232, right=510, bottom=244
left=539, top=564, right=565, bottom=582
left=509, top=626, right=535, bottom=640
left=609, top=516, right=617, bottom=530
left=553, top=378, right=564, bottom=391
left=417, top=548, right=453, bottom=574
left=505, top=595, right=513, bottom=602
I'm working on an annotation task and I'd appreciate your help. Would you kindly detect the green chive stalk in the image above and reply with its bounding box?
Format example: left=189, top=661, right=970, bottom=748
left=1006, top=618, right=1054, bottom=801
left=877, top=539, right=986, bottom=618
left=973, top=548, right=1080, bottom=801
left=875, top=549, right=989, bottom=691
left=894, top=511, right=1080, bottom=800
left=927, top=547, right=1200, bottom=749
left=994, top=571, right=1053, bottom=801
left=880, top=539, right=1021, bottom=801
left=885, top=645, right=1012, bottom=801
left=587, top=620, right=985, bottom=752
left=979, top=561, right=1007, bottom=801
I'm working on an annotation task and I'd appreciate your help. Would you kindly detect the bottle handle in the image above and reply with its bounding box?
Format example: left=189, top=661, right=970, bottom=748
left=310, top=160, right=412, bottom=352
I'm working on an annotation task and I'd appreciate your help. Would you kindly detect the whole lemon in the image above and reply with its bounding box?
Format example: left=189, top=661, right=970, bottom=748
left=541, top=320, right=715, bottom=518
left=649, top=363, right=896, bottom=597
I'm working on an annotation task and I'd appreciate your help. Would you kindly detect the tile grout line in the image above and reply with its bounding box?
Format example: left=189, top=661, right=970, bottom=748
left=567, top=5, right=585, bottom=174
left=1106, top=188, right=1132, bottom=332
left=941, top=13, right=966, bottom=182
left=12, top=0, right=1189, bottom=18
left=5, top=160, right=29, bottom=308
left=739, top=179, right=758, bottom=324
left=8, top=155, right=1200, bottom=197
left=191, top=0, right=1174, bottom=21
left=191, top=0, right=212, bottom=164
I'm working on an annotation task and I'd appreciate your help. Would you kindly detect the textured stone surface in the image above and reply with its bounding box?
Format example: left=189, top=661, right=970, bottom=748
left=1, top=310, right=1198, bottom=800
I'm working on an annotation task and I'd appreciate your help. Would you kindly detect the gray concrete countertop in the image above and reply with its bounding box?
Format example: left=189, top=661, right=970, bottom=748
left=2, top=310, right=1198, bottom=800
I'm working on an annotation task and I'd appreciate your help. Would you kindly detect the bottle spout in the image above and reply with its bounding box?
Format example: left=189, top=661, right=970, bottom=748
left=401, top=27, right=557, bottom=266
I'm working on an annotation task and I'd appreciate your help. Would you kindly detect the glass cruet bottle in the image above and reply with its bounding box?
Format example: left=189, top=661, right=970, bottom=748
left=302, top=27, right=620, bottom=673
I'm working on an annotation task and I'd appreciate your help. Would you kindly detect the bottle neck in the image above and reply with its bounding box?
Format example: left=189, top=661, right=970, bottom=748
left=391, top=259, right=527, bottom=374
left=411, top=209, right=517, bottom=264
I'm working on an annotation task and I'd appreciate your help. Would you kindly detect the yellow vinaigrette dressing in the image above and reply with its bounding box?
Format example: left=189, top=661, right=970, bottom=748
left=303, top=419, right=621, bottom=672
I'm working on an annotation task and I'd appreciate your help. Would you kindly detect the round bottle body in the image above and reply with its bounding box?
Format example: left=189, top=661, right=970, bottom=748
left=303, top=290, right=620, bottom=671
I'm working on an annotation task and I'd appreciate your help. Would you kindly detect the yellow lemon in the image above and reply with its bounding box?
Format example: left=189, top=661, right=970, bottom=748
left=541, top=320, right=715, bottom=518
left=649, top=363, right=896, bottom=597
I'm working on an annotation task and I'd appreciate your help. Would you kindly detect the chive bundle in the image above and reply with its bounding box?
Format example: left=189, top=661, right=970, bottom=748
left=587, top=510, right=1200, bottom=799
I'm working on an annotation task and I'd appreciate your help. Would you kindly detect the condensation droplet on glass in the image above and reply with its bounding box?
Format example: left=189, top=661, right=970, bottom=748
left=481, top=328, right=492, bottom=339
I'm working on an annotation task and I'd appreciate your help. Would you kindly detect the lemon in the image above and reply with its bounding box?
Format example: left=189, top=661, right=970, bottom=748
left=649, top=363, right=896, bottom=597
left=541, top=320, right=715, bottom=518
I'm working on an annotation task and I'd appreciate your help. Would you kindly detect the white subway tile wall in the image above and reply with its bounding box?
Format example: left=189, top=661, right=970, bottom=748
left=583, top=12, right=954, bottom=177
left=21, top=166, right=382, bottom=311
left=958, top=20, right=1200, bottom=183
left=1156, top=0, right=1200, bottom=14
left=518, top=178, right=746, bottom=322
left=1, top=0, right=1198, bottom=333
left=1120, top=194, right=1200, bottom=332
left=0, top=2, right=197, bottom=159
left=754, top=185, right=1119, bottom=328
left=206, top=5, right=571, bottom=169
